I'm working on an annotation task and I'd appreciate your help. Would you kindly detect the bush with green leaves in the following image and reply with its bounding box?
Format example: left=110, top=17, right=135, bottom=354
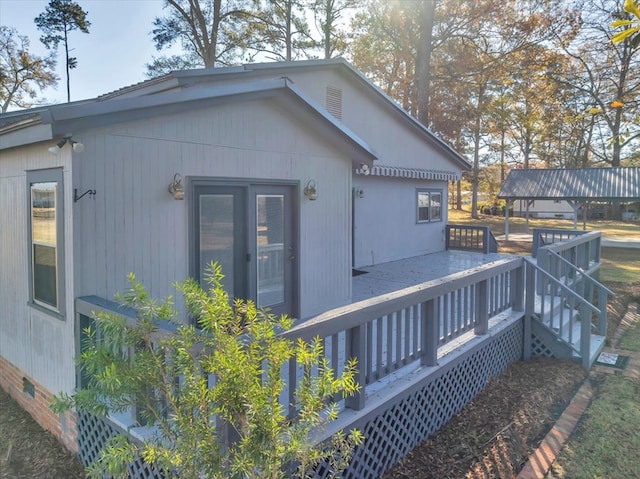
left=53, top=263, right=362, bottom=479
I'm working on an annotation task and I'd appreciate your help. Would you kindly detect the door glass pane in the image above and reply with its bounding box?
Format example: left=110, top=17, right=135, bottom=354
left=430, top=192, right=442, bottom=221
left=200, top=195, right=235, bottom=297
left=256, top=195, right=285, bottom=308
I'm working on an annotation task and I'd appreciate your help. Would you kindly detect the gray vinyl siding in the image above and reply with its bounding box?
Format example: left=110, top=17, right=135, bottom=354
left=273, top=70, right=459, bottom=172
left=353, top=177, right=448, bottom=268
left=0, top=143, right=76, bottom=395
left=73, top=96, right=353, bottom=319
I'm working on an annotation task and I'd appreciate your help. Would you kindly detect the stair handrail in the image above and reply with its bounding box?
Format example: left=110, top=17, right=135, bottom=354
left=524, top=257, right=601, bottom=317
left=525, top=257, right=602, bottom=369
left=547, top=249, right=614, bottom=297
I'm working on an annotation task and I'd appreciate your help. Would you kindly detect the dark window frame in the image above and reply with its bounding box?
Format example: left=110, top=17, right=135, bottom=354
left=416, top=189, right=443, bottom=224
left=27, top=168, right=65, bottom=318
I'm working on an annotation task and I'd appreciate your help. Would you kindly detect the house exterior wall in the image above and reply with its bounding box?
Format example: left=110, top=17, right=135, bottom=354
left=0, top=142, right=78, bottom=448
left=514, top=199, right=575, bottom=219
left=353, top=176, right=448, bottom=267
left=257, top=69, right=459, bottom=173
left=72, top=96, right=354, bottom=320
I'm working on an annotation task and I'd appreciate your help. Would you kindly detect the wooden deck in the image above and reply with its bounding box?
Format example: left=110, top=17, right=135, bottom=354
left=73, top=231, right=611, bottom=479
left=352, top=250, right=514, bottom=302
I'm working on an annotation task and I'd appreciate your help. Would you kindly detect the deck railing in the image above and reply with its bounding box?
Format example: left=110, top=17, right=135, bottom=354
left=527, top=230, right=611, bottom=369
left=282, top=256, right=523, bottom=412
left=523, top=258, right=607, bottom=370
left=446, top=224, right=498, bottom=253
left=535, top=230, right=602, bottom=290
left=531, top=228, right=588, bottom=258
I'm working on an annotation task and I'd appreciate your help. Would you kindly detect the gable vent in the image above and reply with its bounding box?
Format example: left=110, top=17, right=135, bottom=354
left=326, top=86, right=343, bottom=120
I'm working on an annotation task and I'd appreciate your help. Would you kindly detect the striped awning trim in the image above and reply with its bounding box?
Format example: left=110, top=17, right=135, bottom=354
left=355, top=164, right=459, bottom=181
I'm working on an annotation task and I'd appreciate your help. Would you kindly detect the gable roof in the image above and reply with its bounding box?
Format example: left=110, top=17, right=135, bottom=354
left=498, top=167, right=640, bottom=201
left=0, top=77, right=376, bottom=164
left=97, top=59, right=471, bottom=171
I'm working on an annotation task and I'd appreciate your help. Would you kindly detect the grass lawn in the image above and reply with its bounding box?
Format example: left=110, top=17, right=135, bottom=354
left=547, top=375, right=640, bottom=479
left=448, top=208, right=640, bottom=238
left=556, top=307, right=640, bottom=479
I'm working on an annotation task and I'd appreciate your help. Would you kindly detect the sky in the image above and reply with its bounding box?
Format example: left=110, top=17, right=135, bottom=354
left=0, top=0, right=177, bottom=107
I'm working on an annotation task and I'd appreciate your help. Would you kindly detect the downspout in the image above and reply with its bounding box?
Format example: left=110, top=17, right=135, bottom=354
left=351, top=187, right=356, bottom=268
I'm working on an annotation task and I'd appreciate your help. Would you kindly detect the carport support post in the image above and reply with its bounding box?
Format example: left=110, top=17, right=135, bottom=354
left=568, top=200, right=579, bottom=229
left=504, top=200, right=510, bottom=241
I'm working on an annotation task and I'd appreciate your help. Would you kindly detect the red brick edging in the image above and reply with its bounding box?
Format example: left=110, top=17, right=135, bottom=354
left=516, top=381, right=593, bottom=479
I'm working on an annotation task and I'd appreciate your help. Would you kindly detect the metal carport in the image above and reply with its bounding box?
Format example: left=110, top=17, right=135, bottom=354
left=497, top=167, right=640, bottom=240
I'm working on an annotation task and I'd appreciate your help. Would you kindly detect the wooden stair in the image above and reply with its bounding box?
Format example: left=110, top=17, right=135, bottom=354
left=531, top=295, right=606, bottom=369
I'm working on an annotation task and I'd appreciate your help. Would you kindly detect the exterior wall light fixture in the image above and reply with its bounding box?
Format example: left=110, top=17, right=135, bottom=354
left=168, top=173, right=184, bottom=200
left=48, top=137, right=84, bottom=154
left=304, top=180, right=317, bottom=200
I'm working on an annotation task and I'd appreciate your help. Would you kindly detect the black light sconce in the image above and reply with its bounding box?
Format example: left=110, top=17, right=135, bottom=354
left=304, top=180, right=317, bottom=200
left=168, top=173, right=184, bottom=200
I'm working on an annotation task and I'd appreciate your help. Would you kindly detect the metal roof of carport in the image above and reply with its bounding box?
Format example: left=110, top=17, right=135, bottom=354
left=497, top=167, right=640, bottom=201
left=496, top=167, right=640, bottom=240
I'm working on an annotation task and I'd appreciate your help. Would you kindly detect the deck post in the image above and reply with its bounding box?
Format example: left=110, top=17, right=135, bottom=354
left=580, top=302, right=591, bottom=370
left=345, top=324, right=366, bottom=411
left=421, top=299, right=438, bottom=367
left=482, top=226, right=489, bottom=254
left=523, top=262, right=535, bottom=360
left=474, top=280, right=489, bottom=335
left=512, top=263, right=525, bottom=312
left=597, top=287, right=608, bottom=336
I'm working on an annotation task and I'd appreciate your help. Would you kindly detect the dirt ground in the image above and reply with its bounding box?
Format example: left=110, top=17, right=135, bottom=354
left=0, top=389, right=86, bottom=479
left=0, top=279, right=637, bottom=479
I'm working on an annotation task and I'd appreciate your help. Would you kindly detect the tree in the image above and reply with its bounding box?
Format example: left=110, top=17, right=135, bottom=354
left=312, top=0, right=357, bottom=59
left=350, top=0, right=418, bottom=111
left=556, top=0, right=640, bottom=168
left=249, top=0, right=313, bottom=61
left=611, top=0, right=640, bottom=48
left=34, top=0, right=90, bottom=103
left=147, top=0, right=257, bottom=76
left=52, top=263, right=362, bottom=479
left=0, top=26, right=57, bottom=112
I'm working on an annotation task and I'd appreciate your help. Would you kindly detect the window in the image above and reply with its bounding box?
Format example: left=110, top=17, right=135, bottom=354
left=28, top=169, right=64, bottom=315
left=417, top=190, right=442, bottom=223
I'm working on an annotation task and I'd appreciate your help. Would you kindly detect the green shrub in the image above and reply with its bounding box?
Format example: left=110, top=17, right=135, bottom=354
left=53, top=263, right=362, bottom=479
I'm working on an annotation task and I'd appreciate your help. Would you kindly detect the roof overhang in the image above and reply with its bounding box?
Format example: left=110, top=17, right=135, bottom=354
left=498, top=167, right=640, bottom=202
left=89, top=59, right=470, bottom=171
left=0, top=78, right=378, bottom=165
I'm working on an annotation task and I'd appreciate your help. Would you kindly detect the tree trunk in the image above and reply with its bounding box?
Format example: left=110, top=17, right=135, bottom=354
left=64, top=27, right=70, bottom=102
left=416, top=0, right=435, bottom=127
